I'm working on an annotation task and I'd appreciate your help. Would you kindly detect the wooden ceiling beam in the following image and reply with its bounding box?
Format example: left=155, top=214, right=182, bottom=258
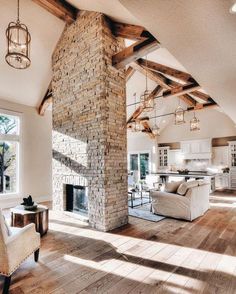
left=162, top=82, right=200, bottom=99
left=32, top=0, right=78, bottom=24
left=38, top=83, right=52, bottom=116
left=112, top=22, right=154, bottom=41
left=138, top=58, right=196, bottom=83
left=131, top=61, right=196, bottom=107
left=127, top=85, right=162, bottom=125
left=190, top=90, right=211, bottom=102
left=125, top=66, right=136, bottom=82
left=112, top=36, right=159, bottom=69
left=141, top=121, right=155, bottom=139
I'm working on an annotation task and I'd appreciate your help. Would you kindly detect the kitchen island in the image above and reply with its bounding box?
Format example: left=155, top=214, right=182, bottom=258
left=152, top=171, right=217, bottom=192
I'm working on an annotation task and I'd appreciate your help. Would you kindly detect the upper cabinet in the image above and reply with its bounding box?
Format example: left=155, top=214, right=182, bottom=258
left=180, top=139, right=212, bottom=159
left=229, top=141, right=236, bottom=168
left=158, top=146, right=170, bottom=169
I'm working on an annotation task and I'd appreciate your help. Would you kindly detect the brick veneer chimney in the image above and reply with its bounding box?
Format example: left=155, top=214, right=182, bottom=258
left=52, top=11, right=128, bottom=231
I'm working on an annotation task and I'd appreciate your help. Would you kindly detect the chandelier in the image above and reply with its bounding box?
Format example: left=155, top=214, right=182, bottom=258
left=5, top=0, right=31, bottom=69
left=190, top=112, right=200, bottom=131
left=174, top=99, right=185, bottom=125
left=152, top=103, right=160, bottom=136
left=140, top=56, right=154, bottom=112
left=131, top=93, right=143, bottom=132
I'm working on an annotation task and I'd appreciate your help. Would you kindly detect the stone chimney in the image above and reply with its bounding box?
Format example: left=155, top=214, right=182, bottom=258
left=51, top=11, right=128, bottom=231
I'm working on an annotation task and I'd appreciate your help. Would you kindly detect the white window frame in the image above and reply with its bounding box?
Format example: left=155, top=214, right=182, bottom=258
left=0, top=109, right=22, bottom=199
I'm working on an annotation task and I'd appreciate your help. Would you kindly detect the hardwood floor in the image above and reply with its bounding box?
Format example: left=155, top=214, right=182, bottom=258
left=1, top=190, right=236, bottom=293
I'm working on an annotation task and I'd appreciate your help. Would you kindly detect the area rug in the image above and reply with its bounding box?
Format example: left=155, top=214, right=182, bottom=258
left=128, top=208, right=165, bottom=222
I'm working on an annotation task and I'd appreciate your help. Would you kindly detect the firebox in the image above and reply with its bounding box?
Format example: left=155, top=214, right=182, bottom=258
left=65, top=184, right=88, bottom=215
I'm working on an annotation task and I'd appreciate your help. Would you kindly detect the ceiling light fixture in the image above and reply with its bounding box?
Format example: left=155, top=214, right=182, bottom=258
left=174, top=99, right=185, bottom=125
left=140, top=56, right=154, bottom=112
left=230, top=2, right=236, bottom=13
left=190, top=112, right=200, bottom=131
left=5, top=0, right=31, bottom=69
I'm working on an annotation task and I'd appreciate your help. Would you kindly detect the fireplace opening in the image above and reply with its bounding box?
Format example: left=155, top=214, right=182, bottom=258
left=65, top=184, right=88, bottom=215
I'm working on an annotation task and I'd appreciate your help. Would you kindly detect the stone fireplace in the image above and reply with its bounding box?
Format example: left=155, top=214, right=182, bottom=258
left=65, top=184, right=88, bottom=215
left=52, top=11, right=128, bottom=231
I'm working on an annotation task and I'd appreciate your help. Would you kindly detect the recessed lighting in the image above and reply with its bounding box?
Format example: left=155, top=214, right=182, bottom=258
left=162, top=120, right=166, bottom=123
left=230, top=2, right=236, bottom=13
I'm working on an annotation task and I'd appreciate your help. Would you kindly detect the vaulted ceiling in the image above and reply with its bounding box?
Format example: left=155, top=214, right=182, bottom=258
left=0, top=0, right=235, bottom=130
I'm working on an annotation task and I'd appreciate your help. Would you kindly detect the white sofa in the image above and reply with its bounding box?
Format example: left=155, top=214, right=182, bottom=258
left=151, top=181, right=210, bottom=221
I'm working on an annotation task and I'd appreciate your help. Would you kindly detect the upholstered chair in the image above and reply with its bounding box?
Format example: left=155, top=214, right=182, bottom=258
left=0, top=209, right=40, bottom=294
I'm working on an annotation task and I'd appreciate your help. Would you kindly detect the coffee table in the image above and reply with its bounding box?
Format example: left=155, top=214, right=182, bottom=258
left=10, top=205, right=49, bottom=237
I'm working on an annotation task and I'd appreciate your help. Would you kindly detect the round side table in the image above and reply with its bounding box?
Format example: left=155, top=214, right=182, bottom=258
left=10, top=205, right=49, bottom=237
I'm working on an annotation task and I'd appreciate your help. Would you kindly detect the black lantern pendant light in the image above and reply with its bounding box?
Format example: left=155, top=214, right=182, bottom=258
left=5, top=0, right=31, bottom=69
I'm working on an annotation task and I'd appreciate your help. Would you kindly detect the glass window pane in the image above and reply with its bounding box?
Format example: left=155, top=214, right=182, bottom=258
left=130, top=154, right=138, bottom=171
left=0, top=141, right=18, bottom=194
left=140, top=153, right=149, bottom=179
left=0, top=113, right=19, bottom=135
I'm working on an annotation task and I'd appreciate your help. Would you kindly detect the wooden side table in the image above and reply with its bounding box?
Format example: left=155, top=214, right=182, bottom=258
left=10, top=205, right=49, bottom=237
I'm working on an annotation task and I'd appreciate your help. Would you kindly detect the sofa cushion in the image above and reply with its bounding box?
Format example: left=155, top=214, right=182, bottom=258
left=164, top=180, right=184, bottom=193
left=177, top=180, right=199, bottom=196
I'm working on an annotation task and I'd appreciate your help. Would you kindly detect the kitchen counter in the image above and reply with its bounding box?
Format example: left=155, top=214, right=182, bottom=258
left=153, top=171, right=217, bottom=177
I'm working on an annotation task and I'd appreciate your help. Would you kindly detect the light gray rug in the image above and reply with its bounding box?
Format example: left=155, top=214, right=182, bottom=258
left=129, top=207, right=165, bottom=222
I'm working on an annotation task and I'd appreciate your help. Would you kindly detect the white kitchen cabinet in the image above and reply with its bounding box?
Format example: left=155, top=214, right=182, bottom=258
left=229, top=141, right=236, bottom=189
left=212, top=146, right=229, bottom=166
left=181, top=139, right=212, bottom=159
left=158, top=146, right=169, bottom=169
left=215, top=174, right=229, bottom=189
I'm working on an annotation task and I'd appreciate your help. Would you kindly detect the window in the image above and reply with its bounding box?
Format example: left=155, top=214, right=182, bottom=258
left=129, top=152, right=150, bottom=180
left=0, top=111, right=20, bottom=195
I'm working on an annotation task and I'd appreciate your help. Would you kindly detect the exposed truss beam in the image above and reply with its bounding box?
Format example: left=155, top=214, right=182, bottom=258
left=141, top=121, right=155, bottom=139
left=127, top=85, right=162, bottom=125
left=112, top=36, right=159, bottom=69
left=38, top=83, right=52, bottom=115
left=112, top=22, right=154, bottom=41
left=32, top=0, right=78, bottom=24
left=162, top=82, right=200, bottom=99
left=125, top=66, right=136, bottom=82
left=138, top=58, right=196, bottom=83
left=131, top=61, right=196, bottom=107
left=190, top=90, right=211, bottom=102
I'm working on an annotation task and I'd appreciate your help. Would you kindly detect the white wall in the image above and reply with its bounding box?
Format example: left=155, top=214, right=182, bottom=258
left=157, top=108, right=236, bottom=143
left=0, top=99, right=52, bottom=208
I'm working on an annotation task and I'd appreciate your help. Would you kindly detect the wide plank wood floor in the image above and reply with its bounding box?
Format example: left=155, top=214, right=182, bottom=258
left=1, top=189, right=236, bottom=293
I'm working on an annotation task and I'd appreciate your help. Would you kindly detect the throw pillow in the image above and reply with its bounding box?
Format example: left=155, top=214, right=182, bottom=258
left=177, top=180, right=199, bottom=196
left=165, top=180, right=184, bottom=193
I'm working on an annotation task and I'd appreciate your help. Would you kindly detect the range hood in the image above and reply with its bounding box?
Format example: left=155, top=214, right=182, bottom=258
left=181, top=139, right=212, bottom=160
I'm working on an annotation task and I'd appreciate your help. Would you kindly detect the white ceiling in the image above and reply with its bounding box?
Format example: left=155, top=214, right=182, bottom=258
left=1, top=0, right=235, bottom=128
left=0, top=0, right=64, bottom=107
left=68, top=0, right=140, bottom=25
left=120, top=0, right=236, bottom=124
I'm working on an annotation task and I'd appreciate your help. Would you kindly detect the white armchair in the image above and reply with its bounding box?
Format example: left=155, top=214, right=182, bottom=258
left=0, top=209, right=40, bottom=294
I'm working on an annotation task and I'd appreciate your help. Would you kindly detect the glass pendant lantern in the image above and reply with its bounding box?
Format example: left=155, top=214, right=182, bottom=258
left=190, top=112, right=200, bottom=131
left=174, top=99, right=185, bottom=125
left=5, top=0, right=31, bottom=69
left=140, top=56, right=154, bottom=112
left=131, top=93, right=143, bottom=132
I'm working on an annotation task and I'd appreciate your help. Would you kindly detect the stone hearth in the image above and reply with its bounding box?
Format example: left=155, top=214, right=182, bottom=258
left=52, top=11, right=128, bottom=231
